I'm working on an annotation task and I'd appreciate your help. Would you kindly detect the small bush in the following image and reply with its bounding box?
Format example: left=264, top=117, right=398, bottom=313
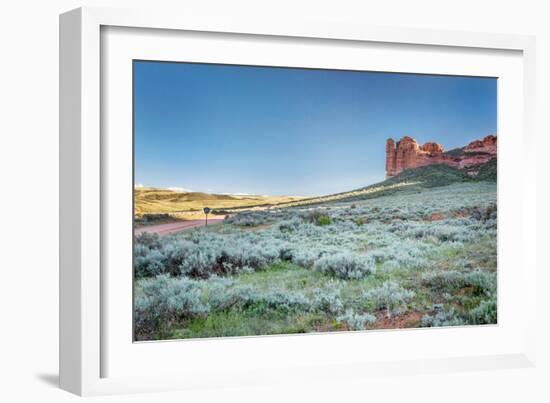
left=465, top=270, right=497, bottom=296
left=210, top=286, right=310, bottom=315
left=278, top=217, right=302, bottom=232
left=169, top=236, right=283, bottom=278
left=135, top=232, right=161, bottom=249
left=179, top=245, right=220, bottom=278
left=225, top=212, right=268, bottom=226
left=291, top=248, right=321, bottom=269
left=469, top=299, right=497, bottom=324
left=278, top=246, right=295, bottom=261
left=311, top=283, right=344, bottom=315
left=362, top=282, right=415, bottom=317
left=422, top=270, right=496, bottom=296
left=134, top=275, right=210, bottom=340
left=337, top=309, right=376, bottom=330
left=421, top=305, right=465, bottom=327
left=317, top=215, right=332, bottom=226
left=209, top=285, right=257, bottom=311
left=313, top=252, right=375, bottom=280
left=134, top=246, right=166, bottom=278
left=421, top=270, right=467, bottom=291
left=161, top=240, right=196, bottom=276
left=248, top=289, right=310, bottom=316
left=302, top=209, right=332, bottom=226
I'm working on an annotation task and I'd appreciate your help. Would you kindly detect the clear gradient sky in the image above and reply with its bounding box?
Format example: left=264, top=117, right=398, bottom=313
left=134, top=61, right=496, bottom=196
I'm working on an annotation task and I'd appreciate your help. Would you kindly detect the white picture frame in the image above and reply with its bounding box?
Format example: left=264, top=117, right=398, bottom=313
left=59, top=6, right=537, bottom=396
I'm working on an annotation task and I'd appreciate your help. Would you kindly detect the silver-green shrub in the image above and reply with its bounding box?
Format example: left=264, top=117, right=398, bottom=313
left=421, top=305, right=465, bottom=327
left=313, top=252, right=375, bottom=280
left=134, top=245, right=167, bottom=278
left=337, top=309, right=376, bottom=330
left=464, top=270, right=497, bottom=296
left=291, top=248, right=320, bottom=269
left=469, top=299, right=497, bottom=324
left=134, top=275, right=210, bottom=339
left=311, top=282, right=344, bottom=315
left=277, top=217, right=302, bottom=232
left=209, top=285, right=310, bottom=315
left=362, top=281, right=415, bottom=317
left=421, top=270, right=468, bottom=291
left=226, top=212, right=269, bottom=226
left=421, top=270, right=496, bottom=296
left=134, top=232, right=162, bottom=249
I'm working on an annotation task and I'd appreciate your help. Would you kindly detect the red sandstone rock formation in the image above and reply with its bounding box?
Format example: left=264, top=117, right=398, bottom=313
left=421, top=142, right=444, bottom=154
left=464, top=134, right=497, bottom=154
left=386, top=138, right=396, bottom=176
left=385, top=135, right=497, bottom=177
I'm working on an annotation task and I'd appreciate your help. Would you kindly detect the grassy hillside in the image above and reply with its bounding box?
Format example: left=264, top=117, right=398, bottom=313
left=134, top=187, right=308, bottom=216
left=135, top=161, right=496, bottom=217
left=382, top=164, right=472, bottom=188
left=276, top=163, right=483, bottom=208
left=475, top=158, right=497, bottom=181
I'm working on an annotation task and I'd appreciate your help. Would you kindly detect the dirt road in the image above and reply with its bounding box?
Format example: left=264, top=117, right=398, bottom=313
left=134, top=218, right=225, bottom=236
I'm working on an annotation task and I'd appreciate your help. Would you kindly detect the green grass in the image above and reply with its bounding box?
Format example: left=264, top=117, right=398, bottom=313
left=171, top=310, right=338, bottom=339
left=382, top=164, right=471, bottom=188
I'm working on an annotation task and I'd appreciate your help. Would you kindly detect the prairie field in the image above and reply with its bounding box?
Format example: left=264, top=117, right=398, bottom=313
left=134, top=175, right=497, bottom=341
left=134, top=187, right=307, bottom=218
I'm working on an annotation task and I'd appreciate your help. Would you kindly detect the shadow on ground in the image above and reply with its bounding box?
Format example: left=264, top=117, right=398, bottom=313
left=35, top=373, right=59, bottom=387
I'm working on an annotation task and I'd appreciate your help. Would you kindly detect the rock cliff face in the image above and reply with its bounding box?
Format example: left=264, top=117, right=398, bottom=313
left=386, top=135, right=497, bottom=177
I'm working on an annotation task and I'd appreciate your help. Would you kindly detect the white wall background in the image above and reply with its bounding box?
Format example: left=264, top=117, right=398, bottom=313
left=0, top=0, right=548, bottom=401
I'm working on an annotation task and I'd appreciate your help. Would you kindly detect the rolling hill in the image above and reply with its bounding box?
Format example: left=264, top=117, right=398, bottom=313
left=135, top=158, right=496, bottom=217
left=134, top=187, right=308, bottom=216
left=275, top=162, right=496, bottom=208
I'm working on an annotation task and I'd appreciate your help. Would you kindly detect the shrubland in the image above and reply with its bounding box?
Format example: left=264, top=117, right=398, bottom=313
left=134, top=181, right=498, bottom=340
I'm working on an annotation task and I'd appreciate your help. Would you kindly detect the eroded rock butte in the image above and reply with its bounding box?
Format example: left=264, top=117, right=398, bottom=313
left=385, top=135, right=497, bottom=177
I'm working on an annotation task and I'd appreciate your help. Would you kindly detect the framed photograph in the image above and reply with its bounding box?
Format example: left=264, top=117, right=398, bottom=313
left=60, top=7, right=537, bottom=396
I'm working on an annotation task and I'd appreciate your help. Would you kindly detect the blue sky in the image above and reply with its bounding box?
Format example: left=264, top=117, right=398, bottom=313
left=134, top=61, right=496, bottom=196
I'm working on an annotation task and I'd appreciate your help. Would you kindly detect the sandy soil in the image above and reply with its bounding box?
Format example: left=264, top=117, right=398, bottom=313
left=134, top=218, right=225, bottom=236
